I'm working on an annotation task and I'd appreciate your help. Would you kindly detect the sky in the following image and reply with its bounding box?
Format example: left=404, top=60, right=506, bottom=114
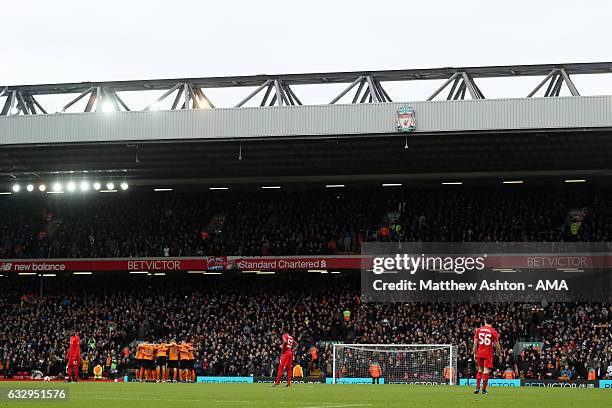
left=2, top=0, right=612, bottom=109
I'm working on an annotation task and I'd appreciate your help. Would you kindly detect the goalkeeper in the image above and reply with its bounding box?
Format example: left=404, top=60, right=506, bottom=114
left=369, top=360, right=382, bottom=384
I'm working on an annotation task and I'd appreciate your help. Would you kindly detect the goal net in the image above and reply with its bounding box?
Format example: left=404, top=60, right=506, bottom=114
left=332, top=344, right=457, bottom=385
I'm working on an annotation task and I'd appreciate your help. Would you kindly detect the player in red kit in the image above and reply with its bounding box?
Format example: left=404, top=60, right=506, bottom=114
left=66, top=330, right=81, bottom=382
left=274, top=327, right=297, bottom=387
left=472, top=317, right=502, bottom=395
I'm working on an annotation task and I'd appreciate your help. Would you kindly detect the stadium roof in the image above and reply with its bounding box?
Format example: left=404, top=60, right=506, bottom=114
left=3, top=62, right=612, bottom=95
left=1, top=62, right=611, bottom=115
left=0, top=126, right=610, bottom=186
left=0, top=62, right=611, bottom=187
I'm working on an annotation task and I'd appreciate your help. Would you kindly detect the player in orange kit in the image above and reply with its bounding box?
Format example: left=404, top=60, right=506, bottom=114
left=140, top=341, right=156, bottom=382
left=135, top=342, right=145, bottom=381
left=178, top=340, right=196, bottom=383
left=155, top=340, right=168, bottom=382
left=185, top=341, right=196, bottom=383
left=167, top=339, right=180, bottom=383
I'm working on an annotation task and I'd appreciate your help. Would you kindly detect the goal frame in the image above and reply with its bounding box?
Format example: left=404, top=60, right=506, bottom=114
left=332, top=343, right=456, bottom=385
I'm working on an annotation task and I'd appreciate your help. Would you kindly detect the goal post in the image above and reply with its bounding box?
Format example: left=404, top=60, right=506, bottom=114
left=332, top=344, right=457, bottom=385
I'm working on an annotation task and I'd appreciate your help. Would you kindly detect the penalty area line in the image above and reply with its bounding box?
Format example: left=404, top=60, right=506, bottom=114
left=301, top=404, right=374, bottom=408
left=70, top=396, right=252, bottom=403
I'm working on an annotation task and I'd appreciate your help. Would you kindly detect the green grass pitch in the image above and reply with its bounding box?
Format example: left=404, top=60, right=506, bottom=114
left=2, top=382, right=612, bottom=408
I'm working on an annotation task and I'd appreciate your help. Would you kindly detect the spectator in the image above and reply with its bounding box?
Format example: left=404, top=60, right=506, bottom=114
left=0, top=187, right=608, bottom=259
left=560, top=365, right=573, bottom=380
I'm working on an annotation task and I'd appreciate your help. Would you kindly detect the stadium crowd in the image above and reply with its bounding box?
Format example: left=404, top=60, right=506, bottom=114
left=0, top=186, right=610, bottom=382
left=0, top=187, right=610, bottom=259
left=0, top=278, right=610, bottom=381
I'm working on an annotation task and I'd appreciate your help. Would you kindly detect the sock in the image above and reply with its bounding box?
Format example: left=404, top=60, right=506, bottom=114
left=482, top=373, right=490, bottom=391
left=156, top=367, right=160, bottom=381
left=275, top=364, right=284, bottom=385
left=476, top=372, right=482, bottom=389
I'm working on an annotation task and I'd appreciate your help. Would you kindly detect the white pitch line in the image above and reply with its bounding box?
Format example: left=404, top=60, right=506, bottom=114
left=302, top=404, right=373, bottom=408
left=70, top=396, right=252, bottom=403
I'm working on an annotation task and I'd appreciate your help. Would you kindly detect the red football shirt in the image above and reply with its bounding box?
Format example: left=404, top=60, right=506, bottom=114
left=68, top=335, right=81, bottom=358
left=281, top=333, right=295, bottom=354
left=474, top=325, right=499, bottom=359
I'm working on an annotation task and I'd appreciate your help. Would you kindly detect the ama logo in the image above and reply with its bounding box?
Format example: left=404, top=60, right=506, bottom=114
left=535, top=280, right=569, bottom=290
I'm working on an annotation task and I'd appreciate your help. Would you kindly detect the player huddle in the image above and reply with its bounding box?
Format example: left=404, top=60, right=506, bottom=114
left=135, top=340, right=195, bottom=383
